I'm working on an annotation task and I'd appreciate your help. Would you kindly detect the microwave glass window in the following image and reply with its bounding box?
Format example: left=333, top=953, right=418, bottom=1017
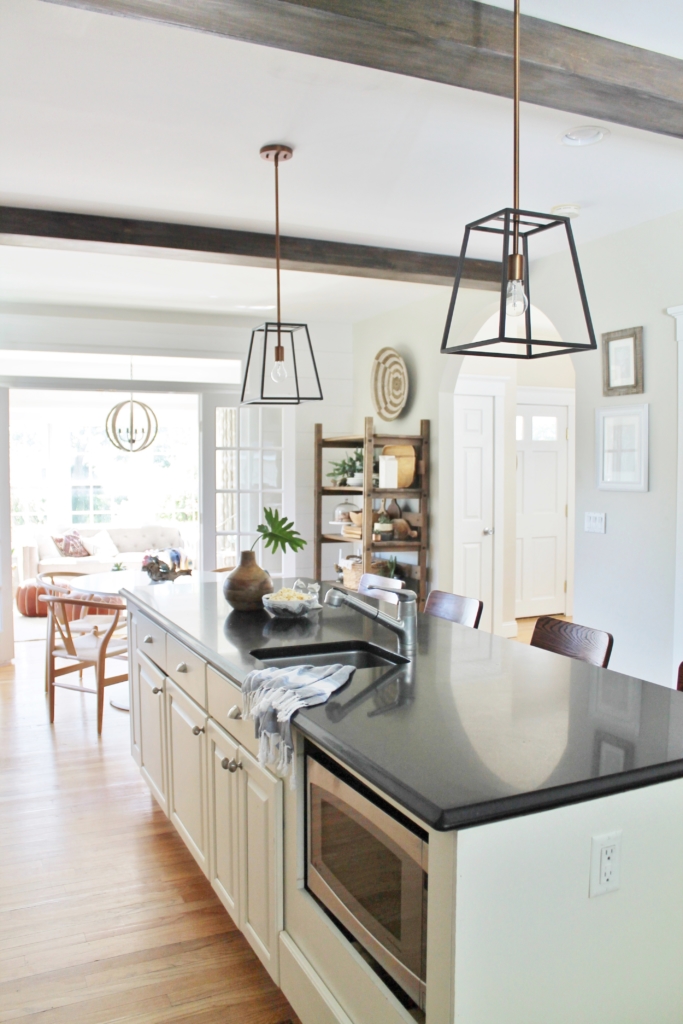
left=320, top=795, right=403, bottom=941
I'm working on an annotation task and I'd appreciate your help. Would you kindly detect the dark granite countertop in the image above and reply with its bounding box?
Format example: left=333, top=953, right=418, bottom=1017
left=124, top=578, right=683, bottom=831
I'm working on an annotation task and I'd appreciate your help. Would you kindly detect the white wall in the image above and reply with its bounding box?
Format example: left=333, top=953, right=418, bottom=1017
left=531, top=209, right=683, bottom=685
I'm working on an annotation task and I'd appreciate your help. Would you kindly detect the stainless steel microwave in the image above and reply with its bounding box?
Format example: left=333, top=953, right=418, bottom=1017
left=306, top=754, right=428, bottom=1007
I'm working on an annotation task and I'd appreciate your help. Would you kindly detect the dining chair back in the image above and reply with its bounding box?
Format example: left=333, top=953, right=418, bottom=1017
left=530, top=616, right=613, bottom=668
left=41, top=595, right=128, bottom=733
left=424, top=590, right=483, bottom=628
left=677, top=662, right=683, bottom=691
left=358, top=573, right=404, bottom=605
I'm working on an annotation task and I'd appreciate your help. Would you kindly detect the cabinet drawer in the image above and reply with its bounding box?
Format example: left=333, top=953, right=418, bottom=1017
left=207, top=665, right=259, bottom=759
left=136, top=612, right=167, bottom=671
left=167, top=635, right=206, bottom=708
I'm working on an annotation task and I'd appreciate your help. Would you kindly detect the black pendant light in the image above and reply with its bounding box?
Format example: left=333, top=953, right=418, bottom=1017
left=241, top=144, right=324, bottom=404
left=441, top=0, right=597, bottom=359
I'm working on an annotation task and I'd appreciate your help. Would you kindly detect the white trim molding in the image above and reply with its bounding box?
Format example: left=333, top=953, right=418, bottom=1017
left=0, top=388, right=14, bottom=665
left=667, top=305, right=683, bottom=686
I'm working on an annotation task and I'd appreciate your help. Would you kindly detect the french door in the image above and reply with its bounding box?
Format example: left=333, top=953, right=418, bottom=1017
left=199, top=394, right=295, bottom=578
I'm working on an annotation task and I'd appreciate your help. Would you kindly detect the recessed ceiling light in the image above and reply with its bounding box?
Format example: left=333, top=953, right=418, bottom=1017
left=551, top=203, right=581, bottom=218
left=561, top=126, right=609, bottom=147
left=231, top=304, right=276, bottom=311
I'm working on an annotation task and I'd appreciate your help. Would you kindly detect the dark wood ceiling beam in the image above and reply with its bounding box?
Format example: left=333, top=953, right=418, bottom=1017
left=0, top=206, right=500, bottom=287
left=42, top=0, right=683, bottom=139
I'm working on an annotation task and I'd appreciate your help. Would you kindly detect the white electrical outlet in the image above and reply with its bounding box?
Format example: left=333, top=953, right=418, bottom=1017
left=589, top=831, right=622, bottom=897
left=585, top=512, right=606, bottom=533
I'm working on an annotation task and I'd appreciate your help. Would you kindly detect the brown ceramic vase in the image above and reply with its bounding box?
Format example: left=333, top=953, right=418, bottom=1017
left=222, top=550, right=273, bottom=611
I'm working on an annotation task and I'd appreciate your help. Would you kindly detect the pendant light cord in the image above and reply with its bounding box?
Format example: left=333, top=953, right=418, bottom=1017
left=513, top=0, right=520, bottom=255
left=274, top=152, right=282, bottom=334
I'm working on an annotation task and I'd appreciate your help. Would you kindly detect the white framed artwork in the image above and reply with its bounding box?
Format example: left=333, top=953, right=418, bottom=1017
left=596, top=404, right=648, bottom=492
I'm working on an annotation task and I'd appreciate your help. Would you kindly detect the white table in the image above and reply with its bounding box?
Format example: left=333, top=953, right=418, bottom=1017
left=67, top=570, right=150, bottom=711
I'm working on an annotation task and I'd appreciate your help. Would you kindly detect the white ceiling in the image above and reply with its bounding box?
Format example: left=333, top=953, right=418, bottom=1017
left=485, top=1, right=683, bottom=60
left=1, top=0, right=682, bottom=320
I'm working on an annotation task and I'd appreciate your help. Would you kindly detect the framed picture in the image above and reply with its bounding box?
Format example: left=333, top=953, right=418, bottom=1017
left=596, top=404, right=648, bottom=491
left=602, top=327, right=643, bottom=396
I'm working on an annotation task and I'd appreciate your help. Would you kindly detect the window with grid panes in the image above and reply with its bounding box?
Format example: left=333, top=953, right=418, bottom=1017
left=215, top=406, right=284, bottom=576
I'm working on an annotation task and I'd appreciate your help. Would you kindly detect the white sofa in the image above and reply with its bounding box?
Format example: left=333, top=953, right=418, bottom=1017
left=22, top=526, right=185, bottom=580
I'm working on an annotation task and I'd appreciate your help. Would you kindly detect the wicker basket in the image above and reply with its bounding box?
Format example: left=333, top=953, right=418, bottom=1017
left=339, top=557, right=384, bottom=591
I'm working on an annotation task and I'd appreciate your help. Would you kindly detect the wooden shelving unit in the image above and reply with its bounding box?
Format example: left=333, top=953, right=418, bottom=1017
left=314, top=416, right=430, bottom=609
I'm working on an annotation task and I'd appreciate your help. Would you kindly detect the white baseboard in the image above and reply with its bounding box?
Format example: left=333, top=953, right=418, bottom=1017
left=279, top=931, right=354, bottom=1024
left=500, top=620, right=518, bottom=638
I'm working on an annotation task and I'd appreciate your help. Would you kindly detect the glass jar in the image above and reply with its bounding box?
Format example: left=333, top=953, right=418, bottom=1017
left=333, top=499, right=360, bottom=524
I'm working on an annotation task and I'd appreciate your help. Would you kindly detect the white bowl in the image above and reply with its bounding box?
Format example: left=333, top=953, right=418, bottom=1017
left=262, top=593, right=320, bottom=618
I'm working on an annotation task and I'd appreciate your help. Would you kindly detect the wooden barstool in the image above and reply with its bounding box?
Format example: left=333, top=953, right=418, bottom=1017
left=424, top=590, right=483, bottom=628
left=530, top=616, right=613, bottom=668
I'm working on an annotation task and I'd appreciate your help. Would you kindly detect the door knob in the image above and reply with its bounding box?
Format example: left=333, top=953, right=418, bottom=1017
left=221, top=758, right=243, bottom=773
left=192, top=725, right=205, bottom=736
left=227, top=705, right=242, bottom=720
left=143, top=635, right=153, bottom=643
left=176, top=662, right=188, bottom=673
left=152, top=686, right=162, bottom=694
left=483, top=527, right=494, bottom=535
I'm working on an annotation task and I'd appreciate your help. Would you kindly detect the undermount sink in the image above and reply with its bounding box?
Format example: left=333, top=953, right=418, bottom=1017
left=250, top=640, right=409, bottom=670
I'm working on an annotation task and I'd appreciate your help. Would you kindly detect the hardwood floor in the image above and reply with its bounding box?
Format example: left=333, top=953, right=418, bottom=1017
left=514, top=614, right=573, bottom=645
left=0, top=636, right=299, bottom=1024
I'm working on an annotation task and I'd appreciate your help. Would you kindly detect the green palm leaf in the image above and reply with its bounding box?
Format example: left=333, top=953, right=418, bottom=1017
left=254, top=507, right=307, bottom=554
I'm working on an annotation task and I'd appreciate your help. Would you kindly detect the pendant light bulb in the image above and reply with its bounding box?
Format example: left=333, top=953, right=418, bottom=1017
left=506, top=278, right=528, bottom=317
left=270, top=359, right=288, bottom=383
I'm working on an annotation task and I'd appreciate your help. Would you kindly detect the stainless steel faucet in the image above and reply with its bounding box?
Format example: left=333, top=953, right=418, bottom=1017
left=324, top=586, right=417, bottom=652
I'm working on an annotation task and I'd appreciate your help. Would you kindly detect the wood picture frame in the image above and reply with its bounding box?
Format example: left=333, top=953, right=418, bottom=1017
left=602, top=327, right=643, bottom=396
left=596, top=404, right=648, bottom=492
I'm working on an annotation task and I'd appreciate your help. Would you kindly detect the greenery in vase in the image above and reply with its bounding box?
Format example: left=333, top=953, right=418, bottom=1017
left=252, top=507, right=307, bottom=554
left=326, top=448, right=364, bottom=484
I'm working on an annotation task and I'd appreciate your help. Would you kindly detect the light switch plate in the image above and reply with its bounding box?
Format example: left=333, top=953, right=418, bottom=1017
left=585, top=512, right=606, bottom=533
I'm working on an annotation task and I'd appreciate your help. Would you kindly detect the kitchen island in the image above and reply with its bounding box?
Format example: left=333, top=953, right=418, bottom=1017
left=124, top=577, right=683, bottom=1024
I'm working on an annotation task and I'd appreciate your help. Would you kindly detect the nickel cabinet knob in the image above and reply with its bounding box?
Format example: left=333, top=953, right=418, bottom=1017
left=227, top=705, right=242, bottom=720
left=143, top=635, right=153, bottom=643
left=152, top=686, right=162, bottom=694
left=192, top=725, right=205, bottom=736
left=176, top=662, right=188, bottom=673
left=221, top=757, right=243, bottom=773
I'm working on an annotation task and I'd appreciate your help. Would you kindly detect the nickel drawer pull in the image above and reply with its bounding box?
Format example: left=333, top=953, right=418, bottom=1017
left=152, top=686, right=162, bottom=695
left=227, top=705, right=242, bottom=720
left=221, top=758, right=243, bottom=773
left=176, top=662, right=188, bottom=673
left=143, top=635, right=154, bottom=643
left=192, top=725, right=205, bottom=736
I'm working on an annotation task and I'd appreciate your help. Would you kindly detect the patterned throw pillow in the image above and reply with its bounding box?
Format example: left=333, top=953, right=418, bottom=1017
left=52, top=530, right=90, bottom=558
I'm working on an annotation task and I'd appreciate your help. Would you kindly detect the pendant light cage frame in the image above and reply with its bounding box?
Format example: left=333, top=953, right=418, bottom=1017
left=441, top=207, right=597, bottom=359
left=105, top=398, right=158, bottom=452
left=240, top=321, right=323, bottom=405
left=240, top=143, right=324, bottom=406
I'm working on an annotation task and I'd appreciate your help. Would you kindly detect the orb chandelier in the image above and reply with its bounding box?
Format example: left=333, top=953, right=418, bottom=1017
left=106, top=396, right=158, bottom=452
left=441, top=0, right=597, bottom=359
left=240, top=144, right=323, bottom=404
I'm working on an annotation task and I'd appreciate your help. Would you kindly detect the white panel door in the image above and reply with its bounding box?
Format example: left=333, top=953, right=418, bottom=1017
left=138, top=651, right=168, bottom=815
left=454, top=395, right=495, bottom=631
left=207, top=719, right=240, bottom=925
left=238, top=745, right=283, bottom=983
left=166, top=679, right=209, bottom=874
left=516, top=404, right=568, bottom=617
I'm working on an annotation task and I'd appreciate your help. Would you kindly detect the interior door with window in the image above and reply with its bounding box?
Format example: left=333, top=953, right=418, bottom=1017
left=515, top=405, right=568, bottom=618
left=453, top=395, right=494, bottom=632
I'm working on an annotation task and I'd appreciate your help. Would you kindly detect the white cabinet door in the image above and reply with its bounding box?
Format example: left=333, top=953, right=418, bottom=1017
left=166, top=678, right=209, bottom=874
left=453, top=394, right=495, bottom=631
left=137, top=651, right=167, bottom=815
left=207, top=719, right=240, bottom=925
left=128, top=612, right=141, bottom=767
left=239, top=744, right=283, bottom=983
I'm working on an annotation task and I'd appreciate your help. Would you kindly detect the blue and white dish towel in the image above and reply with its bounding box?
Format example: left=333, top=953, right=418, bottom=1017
left=242, top=663, right=355, bottom=786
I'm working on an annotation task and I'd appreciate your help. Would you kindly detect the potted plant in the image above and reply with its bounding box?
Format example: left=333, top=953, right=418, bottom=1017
left=327, top=448, right=364, bottom=487
left=223, top=507, right=307, bottom=611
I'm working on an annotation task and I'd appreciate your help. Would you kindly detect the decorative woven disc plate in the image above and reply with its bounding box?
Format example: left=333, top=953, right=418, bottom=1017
left=371, top=347, right=408, bottom=421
